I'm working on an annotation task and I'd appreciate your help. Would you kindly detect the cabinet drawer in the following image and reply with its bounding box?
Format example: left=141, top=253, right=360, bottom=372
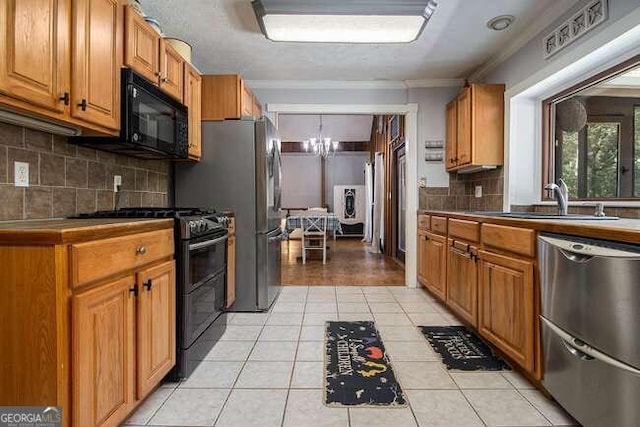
left=481, top=224, right=535, bottom=257
left=418, top=214, right=430, bottom=231
left=449, top=219, right=480, bottom=242
left=430, top=216, right=448, bottom=235
left=71, top=229, right=174, bottom=288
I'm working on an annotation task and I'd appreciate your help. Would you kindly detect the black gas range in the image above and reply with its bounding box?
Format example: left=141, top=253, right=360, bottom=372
left=75, top=207, right=230, bottom=380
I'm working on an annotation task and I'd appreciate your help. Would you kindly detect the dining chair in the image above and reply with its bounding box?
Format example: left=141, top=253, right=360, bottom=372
left=301, top=212, right=328, bottom=264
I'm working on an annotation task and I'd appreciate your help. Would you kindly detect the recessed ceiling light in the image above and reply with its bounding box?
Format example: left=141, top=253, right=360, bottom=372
left=251, top=0, right=438, bottom=43
left=486, top=15, right=515, bottom=31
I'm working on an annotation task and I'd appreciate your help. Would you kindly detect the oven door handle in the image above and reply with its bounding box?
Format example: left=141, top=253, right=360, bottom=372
left=188, top=235, right=228, bottom=251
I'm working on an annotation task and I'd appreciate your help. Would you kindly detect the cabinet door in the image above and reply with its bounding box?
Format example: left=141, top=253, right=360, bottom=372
left=424, top=232, right=447, bottom=300
left=446, top=240, right=478, bottom=327
left=136, top=260, right=176, bottom=398
left=241, top=82, right=253, bottom=117
left=456, top=86, right=472, bottom=166
left=124, top=6, right=159, bottom=83
left=184, top=64, right=201, bottom=160
left=226, top=235, right=236, bottom=308
left=417, top=230, right=429, bottom=286
left=72, top=276, right=136, bottom=427
left=159, top=40, right=184, bottom=100
left=0, top=0, right=70, bottom=112
left=445, top=100, right=458, bottom=169
left=478, top=250, right=535, bottom=373
left=71, top=0, right=122, bottom=130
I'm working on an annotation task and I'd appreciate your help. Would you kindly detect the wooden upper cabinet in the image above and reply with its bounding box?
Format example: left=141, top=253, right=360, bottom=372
left=159, top=40, right=184, bottom=101
left=201, top=74, right=262, bottom=120
left=71, top=0, right=122, bottom=130
left=136, top=260, right=176, bottom=399
left=445, top=100, right=457, bottom=169
left=0, top=0, right=70, bottom=112
left=124, top=6, right=160, bottom=83
left=72, top=275, right=136, bottom=427
left=241, top=82, right=253, bottom=117
left=446, top=83, right=505, bottom=172
left=446, top=240, right=478, bottom=327
left=478, top=250, right=535, bottom=374
left=456, top=87, right=472, bottom=166
left=184, top=63, right=202, bottom=160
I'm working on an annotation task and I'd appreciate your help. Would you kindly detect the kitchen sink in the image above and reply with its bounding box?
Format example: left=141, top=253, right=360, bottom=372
left=466, top=211, right=619, bottom=220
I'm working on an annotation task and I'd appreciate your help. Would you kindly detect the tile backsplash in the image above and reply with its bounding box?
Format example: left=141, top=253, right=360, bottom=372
left=419, top=168, right=504, bottom=212
left=0, top=122, right=169, bottom=221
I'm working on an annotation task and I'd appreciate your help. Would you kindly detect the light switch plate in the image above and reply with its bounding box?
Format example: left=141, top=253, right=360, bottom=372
left=14, top=161, right=29, bottom=187
left=475, top=185, right=483, bottom=198
left=113, top=175, right=122, bottom=192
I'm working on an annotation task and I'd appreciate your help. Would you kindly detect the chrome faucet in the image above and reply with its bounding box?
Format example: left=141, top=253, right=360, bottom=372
left=545, top=179, right=569, bottom=216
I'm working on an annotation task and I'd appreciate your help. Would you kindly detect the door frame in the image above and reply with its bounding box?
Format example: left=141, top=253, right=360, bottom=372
left=265, top=103, right=419, bottom=288
left=391, top=139, right=406, bottom=264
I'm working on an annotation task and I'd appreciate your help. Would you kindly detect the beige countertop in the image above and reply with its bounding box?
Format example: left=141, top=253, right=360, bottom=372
left=419, top=210, right=640, bottom=245
left=0, top=218, right=174, bottom=245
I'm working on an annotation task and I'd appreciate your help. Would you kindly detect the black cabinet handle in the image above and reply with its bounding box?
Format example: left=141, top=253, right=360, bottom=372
left=129, top=284, right=139, bottom=297
left=143, top=279, right=153, bottom=291
left=59, top=92, right=70, bottom=105
left=78, top=99, right=87, bottom=111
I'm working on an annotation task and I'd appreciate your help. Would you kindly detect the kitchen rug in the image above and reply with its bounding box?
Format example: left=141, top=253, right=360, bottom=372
left=419, top=326, right=511, bottom=371
left=325, top=321, right=406, bottom=407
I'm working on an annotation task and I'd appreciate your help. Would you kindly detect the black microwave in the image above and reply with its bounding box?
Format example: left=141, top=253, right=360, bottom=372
left=71, top=68, right=188, bottom=159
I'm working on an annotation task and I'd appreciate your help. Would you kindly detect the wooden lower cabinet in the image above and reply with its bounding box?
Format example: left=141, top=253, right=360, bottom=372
left=226, top=233, right=236, bottom=308
left=423, top=231, right=447, bottom=301
left=478, top=250, right=535, bottom=373
left=417, top=230, right=429, bottom=286
left=136, top=261, right=176, bottom=398
left=446, top=240, right=478, bottom=327
left=72, top=276, right=136, bottom=427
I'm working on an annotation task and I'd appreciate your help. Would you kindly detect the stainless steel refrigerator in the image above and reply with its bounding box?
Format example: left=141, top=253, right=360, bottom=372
left=174, top=117, right=283, bottom=311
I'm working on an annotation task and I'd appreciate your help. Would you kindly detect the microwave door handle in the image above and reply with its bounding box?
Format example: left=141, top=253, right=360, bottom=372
left=188, top=235, right=228, bottom=251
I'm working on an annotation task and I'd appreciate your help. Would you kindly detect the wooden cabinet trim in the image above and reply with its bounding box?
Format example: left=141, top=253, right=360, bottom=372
left=226, top=235, right=236, bottom=308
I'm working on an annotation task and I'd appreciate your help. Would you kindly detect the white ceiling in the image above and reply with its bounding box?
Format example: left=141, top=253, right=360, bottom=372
left=140, top=0, right=578, bottom=81
left=278, top=115, right=374, bottom=142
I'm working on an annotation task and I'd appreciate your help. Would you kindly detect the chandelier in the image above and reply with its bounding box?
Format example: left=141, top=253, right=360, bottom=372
left=302, top=115, right=339, bottom=158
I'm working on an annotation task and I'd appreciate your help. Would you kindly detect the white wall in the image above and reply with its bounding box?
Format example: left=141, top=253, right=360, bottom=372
left=253, top=88, right=408, bottom=106
left=408, top=87, right=461, bottom=188
left=325, top=153, right=368, bottom=211
left=281, top=154, right=321, bottom=208
left=481, top=0, right=640, bottom=208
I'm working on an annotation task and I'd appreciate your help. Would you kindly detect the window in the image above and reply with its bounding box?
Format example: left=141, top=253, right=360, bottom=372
left=544, top=56, right=640, bottom=200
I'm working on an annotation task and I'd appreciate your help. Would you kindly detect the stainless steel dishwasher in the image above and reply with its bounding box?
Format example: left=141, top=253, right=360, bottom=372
left=539, top=233, right=640, bottom=427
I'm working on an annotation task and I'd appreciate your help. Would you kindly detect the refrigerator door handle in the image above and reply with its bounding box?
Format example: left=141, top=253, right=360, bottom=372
left=541, top=317, right=640, bottom=375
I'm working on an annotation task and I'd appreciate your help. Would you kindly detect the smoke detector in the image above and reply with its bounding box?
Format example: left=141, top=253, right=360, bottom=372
left=487, top=15, right=515, bottom=31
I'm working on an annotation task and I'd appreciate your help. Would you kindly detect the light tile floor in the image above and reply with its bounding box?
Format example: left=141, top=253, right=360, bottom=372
left=124, top=286, right=579, bottom=427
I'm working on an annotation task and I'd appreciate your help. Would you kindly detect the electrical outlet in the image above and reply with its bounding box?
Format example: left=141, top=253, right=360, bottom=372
left=14, top=161, right=29, bottom=187
left=113, top=175, right=122, bottom=192
left=475, top=185, right=483, bottom=198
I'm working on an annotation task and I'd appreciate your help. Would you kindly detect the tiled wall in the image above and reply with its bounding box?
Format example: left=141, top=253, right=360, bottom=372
left=0, top=122, right=169, bottom=221
left=419, top=168, right=504, bottom=212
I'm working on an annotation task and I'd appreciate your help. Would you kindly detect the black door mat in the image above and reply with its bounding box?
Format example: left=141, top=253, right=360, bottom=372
left=325, top=321, right=407, bottom=407
left=419, top=326, right=511, bottom=371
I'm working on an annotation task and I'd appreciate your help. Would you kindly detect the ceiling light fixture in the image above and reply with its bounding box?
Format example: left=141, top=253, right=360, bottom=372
left=302, top=115, right=339, bottom=158
left=486, top=15, right=515, bottom=31
left=251, top=0, right=438, bottom=43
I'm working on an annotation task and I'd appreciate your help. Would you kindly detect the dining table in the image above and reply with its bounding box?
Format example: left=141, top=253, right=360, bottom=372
left=284, top=212, right=344, bottom=237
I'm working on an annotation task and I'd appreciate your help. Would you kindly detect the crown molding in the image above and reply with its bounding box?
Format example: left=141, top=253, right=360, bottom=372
left=246, top=78, right=463, bottom=91
left=467, top=0, right=581, bottom=82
